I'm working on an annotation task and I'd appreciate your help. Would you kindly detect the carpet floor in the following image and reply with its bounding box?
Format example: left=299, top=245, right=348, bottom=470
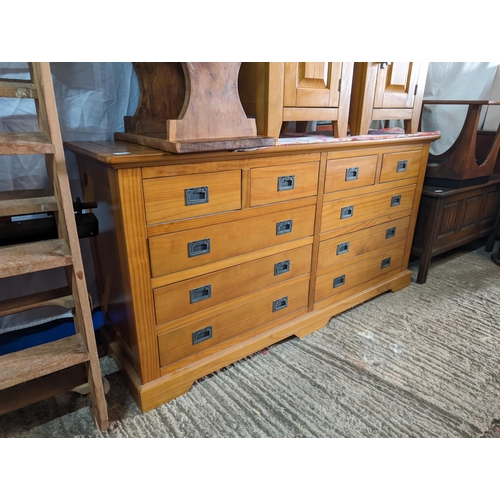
left=1, top=243, right=500, bottom=438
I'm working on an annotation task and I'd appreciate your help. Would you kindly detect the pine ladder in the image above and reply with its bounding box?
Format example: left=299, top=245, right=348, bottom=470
left=0, top=62, right=108, bottom=430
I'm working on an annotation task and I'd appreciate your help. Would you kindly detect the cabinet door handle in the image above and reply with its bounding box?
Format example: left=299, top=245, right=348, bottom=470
left=340, top=205, right=354, bottom=219
left=272, top=296, right=289, bottom=312
left=390, top=195, right=402, bottom=207
left=274, top=259, right=291, bottom=276
left=345, top=167, right=359, bottom=181
left=192, top=326, right=213, bottom=345
left=385, top=227, right=396, bottom=239
left=190, top=284, right=212, bottom=303
left=396, top=160, right=408, bottom=173
left=187, top=238, right=211, bottom=257
left=277, top=175, right=295, bottom=191
left=381, top=257, right=392, bottom=269
left=185, top=186, right=209, bottom=206
left=336, top=241, right=350, bottom=255
left=276, top=219, right=293, bottom=235
left=333, top=274, right=346, bottom=288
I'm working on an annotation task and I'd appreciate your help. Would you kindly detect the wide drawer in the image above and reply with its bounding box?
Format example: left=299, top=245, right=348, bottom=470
left=314, top=244, right=405, bottom=303
left=149, top=204, right=316, bottom=277
left=324, top=155, right=377, bottom=193
left=143, top=170, right=241, bottom=224
left=158, top=277, right=310, bottom=368
left=321, top=184, right=416, bottom=233
left=317, top=216, right=410, bottom=269
left=250, top=161, right=319, bottom=206
left=154, top=244, right=312, bottom=325
left=380, top=150, right=422, bottom=183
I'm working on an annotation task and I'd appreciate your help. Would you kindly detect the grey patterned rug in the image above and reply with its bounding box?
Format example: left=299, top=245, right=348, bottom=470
left=2, top=243, right=500, bottom=438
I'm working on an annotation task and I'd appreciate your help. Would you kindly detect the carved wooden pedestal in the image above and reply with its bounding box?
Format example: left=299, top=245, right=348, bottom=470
left=116, top=62, right=275, bottom=153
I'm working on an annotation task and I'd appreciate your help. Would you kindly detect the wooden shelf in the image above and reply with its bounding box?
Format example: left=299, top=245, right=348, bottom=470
left=0, top=188, right=57, bottom=217
left=0, top=333, right=90, bottom=391
left=0, top=132, right=55, bottom=155
left=0, top=239, right=72, bottom=278
left=0, top=286, right=73, bottom=317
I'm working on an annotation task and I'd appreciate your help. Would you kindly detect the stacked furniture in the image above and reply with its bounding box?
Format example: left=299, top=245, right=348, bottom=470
left=66, top=129, right=439, bottom=412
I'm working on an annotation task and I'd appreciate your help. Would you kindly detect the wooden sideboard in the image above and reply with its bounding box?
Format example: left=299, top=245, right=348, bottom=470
left=66, top=133, right=438, bottom=412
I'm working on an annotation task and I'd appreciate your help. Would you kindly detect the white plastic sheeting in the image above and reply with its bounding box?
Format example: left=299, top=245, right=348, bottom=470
left=0, top=61, right=498, bottom=334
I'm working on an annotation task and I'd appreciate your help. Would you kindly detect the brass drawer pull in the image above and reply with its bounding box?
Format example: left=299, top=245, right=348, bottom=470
left=272, top=296, right=289, bottom=312
left=345, top=167, right=359, bottom=181
left=276, top=219, right=293, bottom=235
left=192, top=326, right=213, bottom=345
left=340, top=205, right=354, bottom=219
left=187, top=238, right=211, bottom=257
left=185, top=186, right=209, bottom=206
left=189, top=284, right=212, bottom=303
left=336, top=241, right=350, bottom=255
left=390, top=195, right=402, bottom=207
left=277, top=175, right=295, bottom=191
left=396, top=160, right=408, bottom=172
left=381, top=257, right=392, bottom=269
left=333, top=274, right=346, bottom=288
left=385, top=227, right=396, bottom=239
left=274, top=259, right=291, bottom=276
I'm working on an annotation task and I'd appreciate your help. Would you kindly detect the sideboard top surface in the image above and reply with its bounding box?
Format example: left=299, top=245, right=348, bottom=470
left=64, top=132, right=441, bottom=169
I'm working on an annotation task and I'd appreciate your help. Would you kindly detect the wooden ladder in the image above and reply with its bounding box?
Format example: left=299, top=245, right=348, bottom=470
left=0, top=62, right=108, bottom=430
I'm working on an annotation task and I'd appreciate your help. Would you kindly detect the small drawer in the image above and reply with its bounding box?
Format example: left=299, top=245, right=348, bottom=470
left=250, top=162, right=319, bottom=206
left=143, top=170, right=241, bottom=224
left=314, top=244, right=405, bottom=303
left=149, top=204, right=316, bottom=277
left=153, top=244, right=312, bottom=325
left=317, top=217, right=410, bottom=269
left=321, top=184, right=416, bottom=234
left=380, top=150, right=422, bottom=183
left=324, top=155, right=377, bottom=193
left=158, top=278, right=310, bottom=368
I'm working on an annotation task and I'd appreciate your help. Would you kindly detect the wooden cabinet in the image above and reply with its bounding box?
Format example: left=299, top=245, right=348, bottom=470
left=66, top=133, right=437, bottom=412
left=411, top=177, right=500, bottom=283
left=349, top=62, right=428, bottom=136
left=238, top=62, right=354, bottom=139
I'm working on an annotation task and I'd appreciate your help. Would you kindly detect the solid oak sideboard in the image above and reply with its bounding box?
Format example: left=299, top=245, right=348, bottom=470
left=66, top=132, right=439, bottom=412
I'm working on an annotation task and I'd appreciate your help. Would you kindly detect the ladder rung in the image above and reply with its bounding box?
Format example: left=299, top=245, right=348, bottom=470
left=0, top=286, right=73, bottom=317
left=0, top=132, right=55, bottom=155
left=0, top=239, right=73, bottom=278
left=0, top=78, right=37, bottom=99
left=0, top=188, right=57, bottom=217
left=0, top=333, right=90, bottom=391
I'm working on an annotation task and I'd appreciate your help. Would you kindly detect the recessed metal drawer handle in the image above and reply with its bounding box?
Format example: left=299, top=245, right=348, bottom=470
left=272, top=296, right=288, bottom=312
left=333, top=274, right=346, bottom=288
left=390, top=195, right=402, bottom=207
left=190, top=284, right=212, bottom=303
left=345, top=167, right=359, bottom=181
left=276, top=219, right=293, bottom=235
left=185, top=186, right=209, bottom=206
left=192, top=325, right=213, bottom=345
left=187, top=238, right=211, bottom=257
left=385, top=227, right=396, bottom=239
left=340, top=205, right=354, bottom=219
left=336, top=241, right=350, bottom=255
left=396, top=160, right=408, bottom=172
left=277, top=175, right=295, bottom=191
left=381, top=257, right=392, bottom=269
left=274, top=259, right=291, bottom=276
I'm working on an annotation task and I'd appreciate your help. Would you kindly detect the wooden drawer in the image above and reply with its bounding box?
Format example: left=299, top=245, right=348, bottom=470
left=154, top=244, right=312, bottom=325
left=324, top=155, right=377, bottom=192
left=317, top=216, right=410, bottom=269
left=143, top=170, right=241, bottom=224
left=314, top=244, right=405, bottom=303
left=158, top=277, right=310, bottom=368
left=321, top=184, right=416, bottom=233
left=149, top=204, right=316, bottom=277
left=380, top=150, right=422, bottom=183
left=250, top=161, right=319, bottom=206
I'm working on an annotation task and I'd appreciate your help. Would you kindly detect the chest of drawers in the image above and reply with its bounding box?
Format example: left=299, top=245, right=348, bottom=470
left=66, top=134, right=438, bottom=412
